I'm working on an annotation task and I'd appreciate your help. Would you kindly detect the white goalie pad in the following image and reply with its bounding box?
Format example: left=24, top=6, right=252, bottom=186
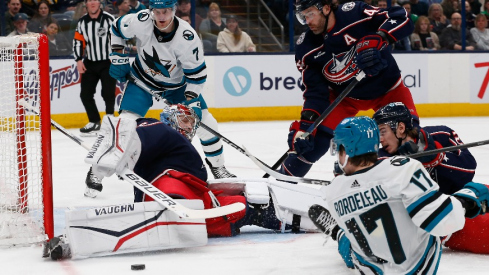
left=66, top=200, right=207, bottom=259
left=84, top=116, right=141, bottom=178
left=208, top=178, right=329, bottom=231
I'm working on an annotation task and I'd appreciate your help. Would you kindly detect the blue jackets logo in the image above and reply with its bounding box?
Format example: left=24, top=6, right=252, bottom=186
left=223, top=66, right=251, bottom=96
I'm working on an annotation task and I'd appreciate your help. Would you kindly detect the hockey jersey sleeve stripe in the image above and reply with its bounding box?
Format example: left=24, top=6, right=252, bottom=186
left=407, top=191, right=442, bottom=217
left=183, top=62, right=206, bottom=75
left=185, top=75, right=206, bottom=84
left=419, top=198, right=452, bottom=232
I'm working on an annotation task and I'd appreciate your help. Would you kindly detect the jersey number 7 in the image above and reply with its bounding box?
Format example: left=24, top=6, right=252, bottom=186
left=345, top=203, right=407, bottom=264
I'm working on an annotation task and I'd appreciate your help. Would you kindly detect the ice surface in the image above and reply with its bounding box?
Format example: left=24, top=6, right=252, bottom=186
left=2, top=117, right=489, bottom=274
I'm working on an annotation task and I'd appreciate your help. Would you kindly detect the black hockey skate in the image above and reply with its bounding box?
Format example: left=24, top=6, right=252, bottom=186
left=79, top=121, right=100, bottom=136
left=205, top=158, right=237, bottom=179
left=308, top=204, right=339, bottom=239
left=84, top=167, right=103, bottom=198
left=46, top=235, right=71, bottom=260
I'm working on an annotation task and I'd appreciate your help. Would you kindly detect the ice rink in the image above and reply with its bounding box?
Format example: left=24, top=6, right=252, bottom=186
left=2, top=117, right=489, bottom=274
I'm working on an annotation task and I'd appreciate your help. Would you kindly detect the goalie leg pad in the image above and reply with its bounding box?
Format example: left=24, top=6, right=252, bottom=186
left=65, top=200, right=208, bottom=259
left=84, top=115, right=141, bottom=178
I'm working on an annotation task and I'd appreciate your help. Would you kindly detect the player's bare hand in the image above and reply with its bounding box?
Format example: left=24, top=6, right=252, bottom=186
left=77, top=60, right=86, bottom=74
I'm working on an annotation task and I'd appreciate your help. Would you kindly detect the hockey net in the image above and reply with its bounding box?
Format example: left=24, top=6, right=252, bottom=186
left=0, top=34, right=53, bottom=247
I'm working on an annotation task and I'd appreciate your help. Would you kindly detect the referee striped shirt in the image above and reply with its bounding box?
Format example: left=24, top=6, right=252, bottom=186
left=73, top=10, right=114, bottom=62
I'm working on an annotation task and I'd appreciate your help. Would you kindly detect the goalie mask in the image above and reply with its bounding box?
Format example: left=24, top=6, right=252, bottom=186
left=160, top=104, right=199, bottom=141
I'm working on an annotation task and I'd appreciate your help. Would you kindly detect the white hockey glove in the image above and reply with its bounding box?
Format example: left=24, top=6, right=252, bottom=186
left=84, top=116, right=142, bottom=178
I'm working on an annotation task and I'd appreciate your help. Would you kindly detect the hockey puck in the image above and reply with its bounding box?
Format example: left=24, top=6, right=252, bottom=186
left=131, top=264, right=145, bottom=271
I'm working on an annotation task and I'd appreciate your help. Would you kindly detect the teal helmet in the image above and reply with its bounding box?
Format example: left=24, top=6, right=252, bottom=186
left=333, top=116, right=380, bottom=158
left=149, top=0, right=177, bottom=9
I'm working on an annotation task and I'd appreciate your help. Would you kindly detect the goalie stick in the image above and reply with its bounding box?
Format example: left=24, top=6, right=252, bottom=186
left=265, top=71, right=366, bottom=177
left=18, top=99, right=245, bottom=220
left=241, top=146, right=331, bottom=186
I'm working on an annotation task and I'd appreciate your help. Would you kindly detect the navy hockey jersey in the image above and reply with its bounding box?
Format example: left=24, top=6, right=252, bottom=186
left=379, top=125, right=477, bottom=194
left=295, top=2, right=413, bottom=114
left=133, top=118, right=207, bottom=183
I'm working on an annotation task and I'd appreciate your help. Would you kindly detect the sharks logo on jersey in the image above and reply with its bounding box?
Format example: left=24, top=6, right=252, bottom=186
left=138, top=12, right=150, bottom=22
left=141, top=47, right=173, bottom=77
left=322, top=46, right=359, bottom=84
left=183, top=30, right=194, bottom=40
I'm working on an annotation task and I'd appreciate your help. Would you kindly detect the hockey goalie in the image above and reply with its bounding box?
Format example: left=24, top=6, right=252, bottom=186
left=44, top=104, right=329, bottom=260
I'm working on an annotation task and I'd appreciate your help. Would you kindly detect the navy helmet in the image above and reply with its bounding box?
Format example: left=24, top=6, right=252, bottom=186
left=295, top=0, right=331, bottom=24
left=372, top=102, right=414, bottom=132
left=333, top=116, right=380, bottom=158
left=149, top=0, right=177, bottom=9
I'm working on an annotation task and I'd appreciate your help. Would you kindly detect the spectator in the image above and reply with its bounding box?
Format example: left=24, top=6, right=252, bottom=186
left=377, top=0, right=388, bottom=8
left=409, top=0, right=429, bottom=16
left=114, top=0, right=131, bottom=18
left=45, top=21, right=72, bottom=56
left=73, top=0, right=116, bottom=135
left=176, top=0, right=202, bottom=31
left=440, top=12, right=476, bottom=50
left=217, top=15, right=256, bottom=53
left=68, top=1, right=86, bottom=39
left=401, top=1, right=418, bottom=23
left=441, top=0, right=461, bottom=19
left=8, top=12, right=34, bottom=36
left=20, top=0, right=56, bottom=17
left=411, top=15, right=441, bottom=50
left=482, top=0, right=489, bottom=17
left=199, top=2, right=225, bottom=52
left=5, top=0, right=22, bottom=35
left=179, top=12, right=191, bottom=24
left=469, top=0, right=482, bottom=15
left=56, top=0, right=84, bottom=13
left=28, top=1, right=55, bottom=33
left=470, top=13, right=489, bottom=50
left=428, top=3, right=450, bottom=35
left=465, top=1, right=476, bottom=30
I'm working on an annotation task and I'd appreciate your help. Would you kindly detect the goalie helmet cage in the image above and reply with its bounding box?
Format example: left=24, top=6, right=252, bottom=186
left=0, top=34, right=53, bottom=247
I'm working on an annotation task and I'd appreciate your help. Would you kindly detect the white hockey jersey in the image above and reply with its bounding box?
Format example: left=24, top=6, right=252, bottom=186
left=324, top=156, right=466, bottom=274
left=111, top=11, right=206, bottom=95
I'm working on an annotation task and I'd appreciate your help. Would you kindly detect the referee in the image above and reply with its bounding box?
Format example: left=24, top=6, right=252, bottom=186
left=73, top=0, right=116, bottom=135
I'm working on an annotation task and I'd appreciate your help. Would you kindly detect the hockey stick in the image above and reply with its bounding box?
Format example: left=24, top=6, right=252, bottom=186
left=264, top=71, right=366, bottom=178
left=407, top=139, right=489, bottom=159
left=242, top=146, right=331, bottom=186
left=18, top=99, right=245, bottom=220
left=126, top=74, right=276, bottom=168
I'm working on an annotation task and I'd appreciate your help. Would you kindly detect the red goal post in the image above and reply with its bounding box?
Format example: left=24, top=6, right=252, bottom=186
left=0, top=33, right=53, bottom=247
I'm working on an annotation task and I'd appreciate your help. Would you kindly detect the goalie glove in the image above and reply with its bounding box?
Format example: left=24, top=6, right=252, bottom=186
left=453, top=182, right=489, bottom=218
left=84, top=116, right=142, bottom=178
left=109, top=52, right=130, bottom=82
left=354, top=34, right=388, bottom=77
left=183, top=91, right=202, bottom=120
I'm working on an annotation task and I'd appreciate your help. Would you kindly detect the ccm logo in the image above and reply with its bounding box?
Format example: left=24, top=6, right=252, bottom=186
left=110, top=58, right=129, bottom=64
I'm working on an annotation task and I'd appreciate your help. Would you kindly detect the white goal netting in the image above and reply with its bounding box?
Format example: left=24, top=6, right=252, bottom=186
left=0, top=34, right=52, bottom=247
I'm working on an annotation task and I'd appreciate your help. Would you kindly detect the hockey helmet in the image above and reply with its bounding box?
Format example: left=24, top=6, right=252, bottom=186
left=160, top=104, right=200, bottom=141
left=372, top=102, right=414, bottom=132
left=149, top=0, right=177, bottom=9
left=295, top=0, right=330, bottom=24
left=332, top=116, right=380, bottom=158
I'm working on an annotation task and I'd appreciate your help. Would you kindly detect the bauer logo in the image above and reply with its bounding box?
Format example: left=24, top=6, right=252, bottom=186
left=223, top=66, right=251, bottom=96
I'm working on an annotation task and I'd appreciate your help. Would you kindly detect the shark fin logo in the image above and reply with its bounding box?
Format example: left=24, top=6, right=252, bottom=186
left=141, top=47, right=172, bottom=77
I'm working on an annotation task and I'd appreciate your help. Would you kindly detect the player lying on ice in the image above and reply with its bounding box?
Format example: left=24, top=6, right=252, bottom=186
left=371, top=102, right=489, bottom=254
left=45, top=104, right=329, bottom=260
left=308, top=116, right=489, bottom=274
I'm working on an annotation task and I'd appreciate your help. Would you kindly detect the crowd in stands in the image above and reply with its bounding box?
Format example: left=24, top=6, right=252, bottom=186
left=2, top=0, right=489, bottom=56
